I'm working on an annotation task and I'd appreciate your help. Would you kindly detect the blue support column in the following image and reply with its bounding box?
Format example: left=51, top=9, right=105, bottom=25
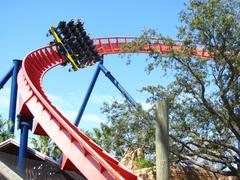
left=17, top=116, right=33, bottom=177
left=99, top=63, right=137, bottom=107
left=8, top=59, right=22, bottom=133
left=74, top=61, right=103, bottom=126
left=0, top=66, right=14, bottom=89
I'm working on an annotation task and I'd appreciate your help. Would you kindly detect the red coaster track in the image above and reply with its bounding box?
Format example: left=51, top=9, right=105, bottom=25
left=17, top=37, right=210, bottom=179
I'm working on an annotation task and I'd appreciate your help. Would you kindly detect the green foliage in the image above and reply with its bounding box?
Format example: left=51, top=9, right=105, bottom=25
left=136, top=158, right=155, bottom=169
left=31, top=135, right=61, bottom=160
left=90, top=0, right=240, bottom=176
left=87, top=100, right=155, bottom=160
left=0, top=115, right=14, bottom=143
left=137, top=0, right=239, bottom=176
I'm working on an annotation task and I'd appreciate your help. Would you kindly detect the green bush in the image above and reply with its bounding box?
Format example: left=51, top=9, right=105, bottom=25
left=136, top=158, right=155, bottom=169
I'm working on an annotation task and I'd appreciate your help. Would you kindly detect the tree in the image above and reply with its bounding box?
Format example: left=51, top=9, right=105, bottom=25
left=90, top=0, right=240, bottom=176
left=0, top=115, right=14, bottom=142
left=31, top=136, right=61, bottom=160
left=133, top=0, right=239, bottom=176
left=87, top=99, right=155, bottom=164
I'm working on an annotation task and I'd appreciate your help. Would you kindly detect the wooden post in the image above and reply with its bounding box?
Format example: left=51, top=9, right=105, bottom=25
left=156, top=100, right=169, bottom=180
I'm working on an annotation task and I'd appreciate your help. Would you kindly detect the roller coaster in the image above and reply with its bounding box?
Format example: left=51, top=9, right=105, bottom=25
left=0, top=20, right=210, bottom=179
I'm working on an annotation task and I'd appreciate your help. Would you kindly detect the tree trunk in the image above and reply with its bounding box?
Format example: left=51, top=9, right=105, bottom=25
left=156, top=100, right=169, bottom=180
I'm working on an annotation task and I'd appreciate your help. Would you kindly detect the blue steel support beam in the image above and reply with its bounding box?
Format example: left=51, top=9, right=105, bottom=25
left=99, top=63, right=137, bottom=108
left=74, top=61, right=103, bottom=126
left=0, top=66, right=14, bottom=89
left=8, top=59, right=22, bottom=133
left=17, top=116, right=33, bottom=177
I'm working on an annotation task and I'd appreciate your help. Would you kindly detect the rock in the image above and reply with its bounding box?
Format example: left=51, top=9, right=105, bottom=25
left=120, top=148, right=145, bottom=170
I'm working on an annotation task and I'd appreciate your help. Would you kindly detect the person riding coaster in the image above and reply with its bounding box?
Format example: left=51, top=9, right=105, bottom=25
left=48, top=20, right=101, bottom=71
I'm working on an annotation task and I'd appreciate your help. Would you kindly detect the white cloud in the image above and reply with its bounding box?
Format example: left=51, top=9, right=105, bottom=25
left=90, top=94, right=114, bottom=104
left=46, top=94, right=103, bottom=123
left=45, top=93, right=113, bottom=125
left=140, top=102, right=152, bottom=111
left=46, top=94, right=78, bottom=121
left=47, top=93, right=77, bottom=110
left=47, top=94, right=65, bottom=105
left=90, top=94, right=124, bottom=105
left=0, top=87, right=11, bottom=117
left=61, top=110, right=78, bottom=120
left=82, top=114, right=103, bottom=123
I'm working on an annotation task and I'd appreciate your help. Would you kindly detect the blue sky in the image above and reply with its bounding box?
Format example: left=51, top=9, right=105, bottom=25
left=0, top=0, right=187, bottom=139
